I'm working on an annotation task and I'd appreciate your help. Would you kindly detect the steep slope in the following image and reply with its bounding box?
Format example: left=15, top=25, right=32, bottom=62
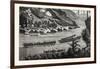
left=20, top=7, right=78, bottom=29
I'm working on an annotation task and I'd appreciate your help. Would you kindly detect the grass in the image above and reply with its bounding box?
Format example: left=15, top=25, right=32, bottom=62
left=21, top=47, right=90, bottom=60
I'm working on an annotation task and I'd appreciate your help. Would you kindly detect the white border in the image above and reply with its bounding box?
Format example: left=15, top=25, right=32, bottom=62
left=14, top=3, right=95, bottom=66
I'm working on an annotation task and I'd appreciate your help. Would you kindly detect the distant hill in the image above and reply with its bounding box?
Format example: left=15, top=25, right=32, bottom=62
left=20, top=7, right=78, bottom=29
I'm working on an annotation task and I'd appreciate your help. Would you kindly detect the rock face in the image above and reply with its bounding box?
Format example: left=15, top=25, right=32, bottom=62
left=85, top=17, right=91, bottom=34
left=82, top=17, right=91, bottom=44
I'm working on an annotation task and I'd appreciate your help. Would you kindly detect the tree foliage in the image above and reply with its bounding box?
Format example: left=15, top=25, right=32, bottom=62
left=19, top=7, right=78, bottom=29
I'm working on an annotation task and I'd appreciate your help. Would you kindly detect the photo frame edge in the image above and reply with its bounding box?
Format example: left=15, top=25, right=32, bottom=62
left=10, top=1, right=96, bottom=69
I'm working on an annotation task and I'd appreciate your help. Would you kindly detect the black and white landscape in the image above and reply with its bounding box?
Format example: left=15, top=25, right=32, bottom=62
left=19, top=7, right=91, bottom=60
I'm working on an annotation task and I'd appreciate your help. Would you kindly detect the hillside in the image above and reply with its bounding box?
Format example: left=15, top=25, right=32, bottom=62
left=20, top=7, right=78, bottom=30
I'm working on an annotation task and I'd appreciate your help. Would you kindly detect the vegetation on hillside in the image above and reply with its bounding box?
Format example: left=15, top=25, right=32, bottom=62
left=19, top=7, right=78, bottom=33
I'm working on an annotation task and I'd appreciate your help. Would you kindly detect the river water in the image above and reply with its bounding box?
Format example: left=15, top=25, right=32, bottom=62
left=19, top=27, right=87, bottom=59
